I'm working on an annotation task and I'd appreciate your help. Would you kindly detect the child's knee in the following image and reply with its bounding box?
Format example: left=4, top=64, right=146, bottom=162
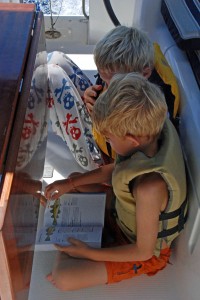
left=47, top=51, right=64, bottom=64
left=48, top=64, right=68, bottom=80
left=52, top=268, right=74, bottom=291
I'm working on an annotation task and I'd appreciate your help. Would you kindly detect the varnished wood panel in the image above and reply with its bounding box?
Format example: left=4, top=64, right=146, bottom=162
left=0, top=3, right=35, bottom=171
left=0, top=4, right=48, bottom=300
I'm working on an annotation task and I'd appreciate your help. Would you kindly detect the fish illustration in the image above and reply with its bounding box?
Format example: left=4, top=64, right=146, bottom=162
left=49, top=198, right=61, bottom=225
left=45, top=226, right=56, bottom=241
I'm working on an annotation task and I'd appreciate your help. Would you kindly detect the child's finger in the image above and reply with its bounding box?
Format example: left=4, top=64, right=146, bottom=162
left=50, top=190, right=59, bottom=198
left=44, top=184, right=56, bottom=199
left=40, top=194, right=47, bottom=207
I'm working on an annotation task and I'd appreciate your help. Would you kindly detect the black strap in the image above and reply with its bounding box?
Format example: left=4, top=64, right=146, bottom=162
left=159, top=198, right=187, bottom=221
left=106, top=142, right=112, bottom=157
left=158, top=199, right=188, bottom=238
left=157, top=213, right=188, bottom=238
left=94, top=73, right=104, bottom=85
left=149, top=69, right=175, bottom=122
left=94, top=73, right=105, bottom=99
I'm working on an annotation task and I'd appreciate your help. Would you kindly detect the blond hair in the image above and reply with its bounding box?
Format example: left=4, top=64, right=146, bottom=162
left=92, top=73, right=167, bottom=138
left=94, top=26, right=154, bottom=74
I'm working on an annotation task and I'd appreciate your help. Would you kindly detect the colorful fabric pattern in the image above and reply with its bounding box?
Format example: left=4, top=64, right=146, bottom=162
left=47, top=51, right=103, bottom=170
left=17, top=53, right=49, bottom=170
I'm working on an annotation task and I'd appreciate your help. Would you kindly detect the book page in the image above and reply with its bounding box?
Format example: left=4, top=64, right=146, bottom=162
left=43, top=193, right=106, bottom=228
left=36, top=226, right=102, bottom=250
left=36, top=193, right=106, bottom=251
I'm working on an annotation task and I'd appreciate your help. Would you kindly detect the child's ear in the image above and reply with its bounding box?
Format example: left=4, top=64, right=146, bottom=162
left=126, top=135, right=140, bottom=147
left=142, top=67, right=152, bottom=79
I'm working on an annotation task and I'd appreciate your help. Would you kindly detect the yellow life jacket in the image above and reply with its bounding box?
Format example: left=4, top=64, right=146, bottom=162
left=153, top=42, right=180, bottom=118
left=92, top=128, right=116, bottom=160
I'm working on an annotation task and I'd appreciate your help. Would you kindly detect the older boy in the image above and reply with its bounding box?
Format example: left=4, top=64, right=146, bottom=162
left=45, top=73, right=187, bottom=291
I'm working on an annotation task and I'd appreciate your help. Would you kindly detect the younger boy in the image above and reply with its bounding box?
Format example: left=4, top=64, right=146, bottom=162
left=45, top=73, right=187, bottom=291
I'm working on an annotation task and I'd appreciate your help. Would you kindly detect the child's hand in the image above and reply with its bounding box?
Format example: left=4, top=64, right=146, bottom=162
left=44, top=179, right=71, bottom=200
left=84, top=85, right=103, bottom=114
left=55, top=238, right=90, bottom=259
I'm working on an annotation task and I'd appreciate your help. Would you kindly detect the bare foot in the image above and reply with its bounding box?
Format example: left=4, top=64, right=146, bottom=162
left=46, top=273, right=56, bottom=286
left=46, top=252, right=64, bottom=287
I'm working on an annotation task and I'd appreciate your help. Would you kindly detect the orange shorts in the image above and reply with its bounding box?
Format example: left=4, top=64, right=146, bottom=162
left=105, top=248, right=171, bottom=284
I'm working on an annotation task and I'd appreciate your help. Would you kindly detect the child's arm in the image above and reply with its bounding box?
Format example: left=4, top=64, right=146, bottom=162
left=44, top=163, right=114, bottom=200
left=55, top=172, right=168, bottom=262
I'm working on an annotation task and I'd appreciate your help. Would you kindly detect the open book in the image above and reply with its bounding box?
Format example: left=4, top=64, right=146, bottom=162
left=36, top=193, right=106, bottom=250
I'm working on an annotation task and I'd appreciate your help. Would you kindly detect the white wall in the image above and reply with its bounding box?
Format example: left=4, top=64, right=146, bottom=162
left=88, top=0, right=137, bottom=44
left=44, top=16, right=88, bottom=48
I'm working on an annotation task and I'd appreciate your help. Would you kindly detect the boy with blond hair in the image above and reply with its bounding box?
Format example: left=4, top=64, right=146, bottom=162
left=45, top=73, right=187, bottom=291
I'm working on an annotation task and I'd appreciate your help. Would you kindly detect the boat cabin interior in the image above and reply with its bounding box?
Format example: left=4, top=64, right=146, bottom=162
left=0, top=0, right=200, bottom=299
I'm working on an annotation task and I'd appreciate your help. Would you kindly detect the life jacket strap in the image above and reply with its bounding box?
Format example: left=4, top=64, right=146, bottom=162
left=158, top=199, right=188, bottom=238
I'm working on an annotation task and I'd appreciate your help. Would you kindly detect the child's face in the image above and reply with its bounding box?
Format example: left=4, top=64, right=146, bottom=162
left=105, top=132, right=137, bottom=156
left=98, top=69, right=115, bottom=86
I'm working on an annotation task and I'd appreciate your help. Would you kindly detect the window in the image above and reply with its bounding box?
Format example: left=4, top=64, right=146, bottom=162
left=22, top=0, right=89, bottom=16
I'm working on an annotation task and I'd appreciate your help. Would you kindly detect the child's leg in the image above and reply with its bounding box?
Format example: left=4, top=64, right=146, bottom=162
left=47, top=51, right=93, bottom=99
left=46, top=252, right=107, bottom=291
left=18, top=64, right=49, bottom=169
left=48, top=63, right=103, bottom=171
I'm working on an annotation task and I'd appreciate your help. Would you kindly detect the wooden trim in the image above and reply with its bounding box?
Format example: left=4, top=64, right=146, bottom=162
left=0, top=172, right=14, bottom=230
left=0, top=3, right=35, bottom=12
left=0, top=3, right=35, bottom=170
left=0, top=233, right=15, bottom=300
